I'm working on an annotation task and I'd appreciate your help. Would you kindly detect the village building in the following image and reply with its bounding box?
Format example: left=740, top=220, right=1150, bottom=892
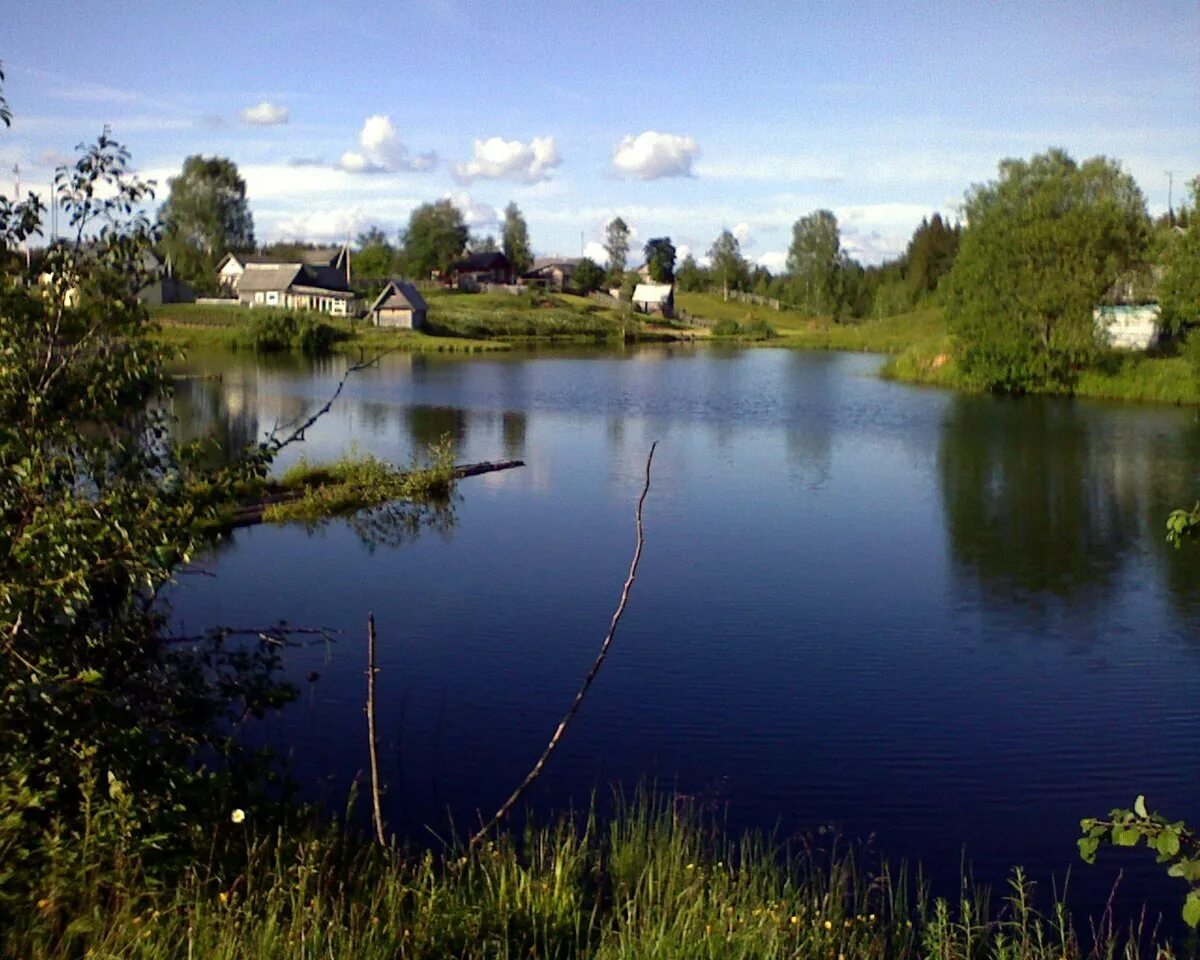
left=236, top=262, right=359, bottom=316
left=522, top=257, right=581, bottom=292
left=631, top=282, right=675, bottom=319
left=217, top=246, right=350, bottom=295
left=448, top=251, right=511, bottom=289
left=1093, top=267, right=1162, bottom=351
left=368, top=279, right=429, bottom=329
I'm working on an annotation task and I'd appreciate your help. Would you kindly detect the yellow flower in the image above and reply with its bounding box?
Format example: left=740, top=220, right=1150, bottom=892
left=790, top=915, right=799, bottom=925
left=824, top=919, right=833, bottom=930
left=218, top=891, right=229, bottom=904
left=36, top=898, right=51, bottom=911
left=230, top=809, right=245, bottom=824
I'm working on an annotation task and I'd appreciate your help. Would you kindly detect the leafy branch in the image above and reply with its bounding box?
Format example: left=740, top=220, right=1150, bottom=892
left=1080, top=795, right=1200, bottom=926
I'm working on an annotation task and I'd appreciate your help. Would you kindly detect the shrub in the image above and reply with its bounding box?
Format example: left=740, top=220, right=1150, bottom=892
left=248, top=310, right=342, bottom=354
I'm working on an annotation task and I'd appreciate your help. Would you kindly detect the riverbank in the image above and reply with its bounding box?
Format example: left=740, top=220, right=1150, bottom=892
left=5, top=796, right=1152, bottom=959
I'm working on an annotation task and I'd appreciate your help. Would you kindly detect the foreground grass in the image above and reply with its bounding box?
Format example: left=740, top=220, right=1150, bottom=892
left=7, top=796, right=1160, bottom=960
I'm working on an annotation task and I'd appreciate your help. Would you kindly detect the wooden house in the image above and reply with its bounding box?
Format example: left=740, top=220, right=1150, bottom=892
left=448, top=251, right=511, bottom=289
left=236, top=262, right=359, bottom=316
left=217, top=245, right=350, bottom=295
left=523, top=257, right=580, bottom=292
left=368, top=280, right=429, bottom=329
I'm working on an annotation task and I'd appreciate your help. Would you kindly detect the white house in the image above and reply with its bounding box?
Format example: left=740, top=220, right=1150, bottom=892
left=631, top=283, right=675, bottom=318
left=236, top=263, right=359, bottom=316
left=1094, top=304, right=1161, bottom=351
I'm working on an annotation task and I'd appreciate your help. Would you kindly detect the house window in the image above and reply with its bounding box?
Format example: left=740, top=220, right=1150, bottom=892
left=266, top=291, right=278, bottom=305
left=254, top=291, right=264, bottom=304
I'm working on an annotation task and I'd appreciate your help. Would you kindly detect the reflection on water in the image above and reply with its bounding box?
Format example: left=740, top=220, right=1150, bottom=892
left=167, top=345, right=1200, bottom=922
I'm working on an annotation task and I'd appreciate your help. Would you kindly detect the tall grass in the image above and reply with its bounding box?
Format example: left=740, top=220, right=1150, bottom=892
left=5, top=793, right=1160, bottom=960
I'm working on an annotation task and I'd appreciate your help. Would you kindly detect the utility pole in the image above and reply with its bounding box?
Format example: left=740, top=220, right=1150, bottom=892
left=1167, top=170, right=1176, bottom=226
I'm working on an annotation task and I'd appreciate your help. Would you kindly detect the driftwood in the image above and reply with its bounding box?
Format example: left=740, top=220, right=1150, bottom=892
left=225, top=459, right=525, bottom=529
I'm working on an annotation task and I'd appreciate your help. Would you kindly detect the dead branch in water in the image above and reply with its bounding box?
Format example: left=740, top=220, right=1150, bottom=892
left=469, top=442, right=657, bottom=847
left=366, top=613, right=387, bottom=847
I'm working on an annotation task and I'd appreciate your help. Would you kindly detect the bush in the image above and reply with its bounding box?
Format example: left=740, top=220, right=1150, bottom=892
left=710, top=317, right=777, bottom=340
left=248, top=310, right=343, bottom=354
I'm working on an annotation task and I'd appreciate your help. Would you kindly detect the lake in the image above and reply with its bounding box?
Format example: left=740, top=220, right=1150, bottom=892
left=169, top=344, right=1200, bottom=920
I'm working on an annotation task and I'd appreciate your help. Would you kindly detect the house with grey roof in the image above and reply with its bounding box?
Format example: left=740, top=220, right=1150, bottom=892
left=236, top=262, right=360, bottom=316
left=217, top=244, right=350, bottom=295
left=523, top=257, right=581, bottom=292
left=368, top=280, right=429, bottom=329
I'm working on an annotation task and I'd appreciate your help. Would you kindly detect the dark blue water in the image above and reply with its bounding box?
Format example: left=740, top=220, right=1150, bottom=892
left=170, top=345, right=1200, bottom=923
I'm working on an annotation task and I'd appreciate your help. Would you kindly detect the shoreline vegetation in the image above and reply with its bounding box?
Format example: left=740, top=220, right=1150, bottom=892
left=154, top=291, right=1200, bottom=406
left=6, top=793, right=1162, bottom=959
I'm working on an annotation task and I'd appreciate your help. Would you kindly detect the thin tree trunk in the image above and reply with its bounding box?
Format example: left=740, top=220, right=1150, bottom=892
left=366, top=612, right=386, bottom=847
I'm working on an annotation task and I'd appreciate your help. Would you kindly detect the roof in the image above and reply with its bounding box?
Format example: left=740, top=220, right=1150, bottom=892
left=234, top=263, right=304, bottom=292
left=451, top=251, right=509, bottom=273
left=219, top=246, right=348, bottom=272
left=368, top=280, right=428, bottom=314
left=632, top=283, right=673, bottom=305
left=236, top=262, right=353, bottom=294
left=530, top=257, right=581, bottom=271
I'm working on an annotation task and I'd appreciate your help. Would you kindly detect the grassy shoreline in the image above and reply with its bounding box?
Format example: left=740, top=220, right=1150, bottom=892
left=4, top=795, right=1161, bottom=959
left=154, top=294, right=1200, bottom=406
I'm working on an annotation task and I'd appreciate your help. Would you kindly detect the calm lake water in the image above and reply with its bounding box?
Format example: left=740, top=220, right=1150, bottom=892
left=169, top=345, right=1200, bottom=920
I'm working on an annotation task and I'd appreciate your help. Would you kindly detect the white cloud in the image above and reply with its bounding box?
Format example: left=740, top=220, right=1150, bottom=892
left=455, top=136, right=561, bottom=183
left=582, top=241, right=608, bottom=264
left=675, top=243, right=693, bottom=263
left=732, top=222, right=753, bottom=248
left=611, top=131, right=700, bottom=180
left=445, top=191, right=498, bottom=227
left=275, top=207, right=368, bottom=242
left=757, top=251, right=787, bottom=272
left=340, top=115, right=437, bottom=174
left=241, top=101, right=289, bottom=126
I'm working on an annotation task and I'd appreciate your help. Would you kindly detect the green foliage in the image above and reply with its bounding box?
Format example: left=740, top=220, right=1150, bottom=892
left=1159, top=178, right=1200, bottom=337
left=246, top=309, right=344, bottom=354
left=643, top=237, right=676, bottom=283
left=1080, top=796, right=1200, bottom=927
left=158, top=155, right=254, bottom=292
left=2, top=793, right=1142, bottom=960
left=707, top=229, right=749, bottom=294
left=675, top=253, right=707, bottom=293
left=787, top=209, right=843, bottom=316
left=710, top=316, right=777, bottom=340
left=945, top=149, right=1150, bottom=392
left=572, top=257, right=605, bottom=294
left=604, top=216, right=630, bottom=285
left=0, top=130, right=300, bottom=921
left=502, top=202, right=533, bottom=276
left=352, top=226, right=395, bottom=280
left=903, top=213, right=961, bottom=301
left=399, top=199, right=468, bottom=279
left=0, top=62, right=10, bottom=128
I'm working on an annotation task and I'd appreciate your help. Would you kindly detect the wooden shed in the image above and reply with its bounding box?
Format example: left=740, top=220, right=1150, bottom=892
left=368, top=280, right=429, bottom=330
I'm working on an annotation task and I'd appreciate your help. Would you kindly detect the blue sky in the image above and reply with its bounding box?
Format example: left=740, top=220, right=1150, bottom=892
left=4, top=0, right=1198, bottom=266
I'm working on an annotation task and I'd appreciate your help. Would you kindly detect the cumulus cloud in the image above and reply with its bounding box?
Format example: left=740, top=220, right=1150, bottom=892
left=582, top=241, right=609, bottom=264
left=241, top=101, right=289, bottom=126
left=732, top=222, right=754, bottom=248
left=611, top=131, right=699, bottom=180
left=675, top=243, right=693, bottom=263
left=455, top=136, right=560, bottom=183
left=340, top=115, right=438, bottom=174
left=445, top=192, right=498, bottom=227
left=275, top=207, right=368, bottom=242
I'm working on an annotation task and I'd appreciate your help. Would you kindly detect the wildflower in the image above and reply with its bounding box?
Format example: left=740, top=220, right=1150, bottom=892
left=36, top=898, right=51, bottom=911
left=686, top=863, right=695, bottom=870
left=824, top=919, right=833, bottom=930
left=790, top=915, right=799, bottom=925
left=218, top=891, right=229, bottom=904
left=230, top=809, right=245, bottom=824
left=869, top=913, right=876, bottom=923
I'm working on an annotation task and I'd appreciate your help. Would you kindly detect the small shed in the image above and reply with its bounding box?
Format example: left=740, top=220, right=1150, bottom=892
left=1094, top=304, right=1161, bottom=351
left=368, top=280, right=429, bottom=329
left=632, top=283, right=675, bottom=319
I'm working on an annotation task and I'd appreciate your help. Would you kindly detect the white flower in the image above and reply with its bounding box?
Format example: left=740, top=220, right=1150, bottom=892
left=230, top=809, right=245, bottom=824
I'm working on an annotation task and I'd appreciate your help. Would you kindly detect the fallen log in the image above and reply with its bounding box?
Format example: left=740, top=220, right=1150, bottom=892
left=225, top=458, right=525, bottom=530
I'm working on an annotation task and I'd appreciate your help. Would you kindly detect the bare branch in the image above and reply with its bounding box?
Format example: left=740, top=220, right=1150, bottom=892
left=366, top=613, right=387, bottom=846
left=262, top=353, right=390, bottom=454
left=469, top=442, right=657, bottom=846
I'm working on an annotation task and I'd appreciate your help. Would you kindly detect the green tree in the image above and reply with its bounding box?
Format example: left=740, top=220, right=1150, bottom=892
left=502, top=202, right=533, bottom=276
left=945, top=149, right=1150, bottom=392
left=353, top=225, right=395, bottom=279
left=604, top=216, right=630, bottom=286
left=787, top=209, right=842, bottom=316
left=707, top=229, right=748, bottom=299
left=399, top=199, right=468, bottom=279
left=643, top=237, right=676, bottom=283
left=904, top=213, right=960, bottom=302
left=158, top=155, right=255, bottom=290
left=1159, top=177, right=1200, bottom=337
left=572, top=257, right=605, bottom=294
left=0, top=130, right=295, bottom=917
left=675, top=253, right=707, bottom=292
